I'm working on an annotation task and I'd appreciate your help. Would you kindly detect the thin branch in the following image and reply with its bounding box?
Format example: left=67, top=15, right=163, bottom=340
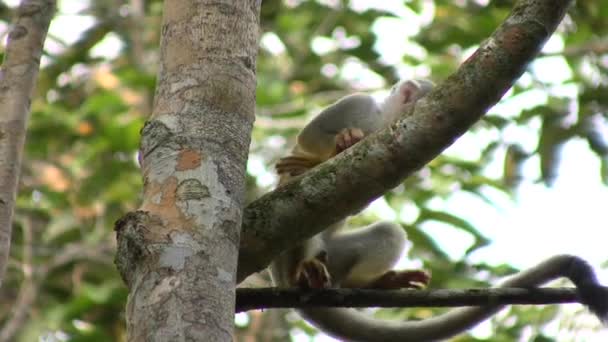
left=235, top=286, right=603, bottom=313
left=37, top=19, right=114, bottom=93
left=42, top=242, right=113, bottom=274
left=0, top=217, right=34, bottom=342
left=237, top=0, right=574, bottom=283
left=0, top=0, right=56, bottom=287
left=541, top=38, right=608, bottom=58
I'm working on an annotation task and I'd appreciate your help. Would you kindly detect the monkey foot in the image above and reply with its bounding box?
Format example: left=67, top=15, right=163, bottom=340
left=295, top=252, right=332, bottom=289
left=367, top=269, right=431, bottom=290
left=275, top=156, right=319, bottom=177
left=335, top=128, right=365, bottom=154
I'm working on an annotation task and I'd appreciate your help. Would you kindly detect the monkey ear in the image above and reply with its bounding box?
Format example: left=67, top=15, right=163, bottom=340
left=398, top=80, right=418, bottom=104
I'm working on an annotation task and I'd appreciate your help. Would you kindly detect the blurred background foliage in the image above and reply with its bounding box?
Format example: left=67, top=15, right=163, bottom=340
left=1, top=0, right=607, bottom=341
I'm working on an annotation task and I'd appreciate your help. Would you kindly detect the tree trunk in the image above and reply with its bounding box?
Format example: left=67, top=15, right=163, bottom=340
left=0, top=0, right=55, bottom=286
left=115, top=1, right=261, bottom=340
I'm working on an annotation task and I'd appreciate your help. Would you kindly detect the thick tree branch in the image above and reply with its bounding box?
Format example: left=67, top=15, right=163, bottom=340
left=235, top=286, right=604, bottom=313
left=114, top=1, right=261, bottom=340
left=0, top=0, right=55, bottom=286
left=238, top=0, right=573, bottom=283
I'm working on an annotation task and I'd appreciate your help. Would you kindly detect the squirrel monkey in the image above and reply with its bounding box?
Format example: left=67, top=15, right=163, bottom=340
left=270, top=79, right=608, bottom=341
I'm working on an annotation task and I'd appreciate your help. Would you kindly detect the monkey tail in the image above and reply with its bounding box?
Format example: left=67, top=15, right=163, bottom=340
left=298, top=255, right=608, bottom=342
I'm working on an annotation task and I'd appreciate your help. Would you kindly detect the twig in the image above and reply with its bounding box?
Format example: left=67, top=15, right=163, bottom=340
left=0, top=218, right=35, bottom=342
left=0, top=239, right=113, bottom=341
left=235, top=286, right=601, bottom=313
left=541, top=39, right=608, bottom=58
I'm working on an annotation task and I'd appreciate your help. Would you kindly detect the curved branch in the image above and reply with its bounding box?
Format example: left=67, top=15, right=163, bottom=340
left=235, top=286, right=600, bottom=313
left=238, top=0, right=573, bottom=282
left=0, top=217, right=34, bottom=342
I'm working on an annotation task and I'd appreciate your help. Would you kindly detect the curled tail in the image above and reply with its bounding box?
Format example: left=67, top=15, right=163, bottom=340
left=298, top=255, right=608, bottom=342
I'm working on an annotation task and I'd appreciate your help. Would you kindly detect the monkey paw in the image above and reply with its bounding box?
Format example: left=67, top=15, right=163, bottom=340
left=368, top=269, right=431, bottom=290
left=295, top=253, right=332, bottom=289
left=335, top=128, right=365, bottom=154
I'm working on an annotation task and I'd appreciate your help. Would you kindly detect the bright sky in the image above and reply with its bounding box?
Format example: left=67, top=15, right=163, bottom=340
left=4, top=0, right=606, bottom=341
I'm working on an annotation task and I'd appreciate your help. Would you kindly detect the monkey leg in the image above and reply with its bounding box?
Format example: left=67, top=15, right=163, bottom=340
left=294, top=251, right=332, bottom=289
left=334, top=127, right=365, bottom=154
left=365, top=269, right=430, bottom=289
left=323, top=221, right=421, bottom=288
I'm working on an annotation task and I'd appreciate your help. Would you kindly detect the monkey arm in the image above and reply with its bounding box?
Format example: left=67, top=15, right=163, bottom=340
left=275, top=94, right=382, bottom=183
left=296, top=94, right=382, bottom=160
left=278, top=81, right=433, bottom=180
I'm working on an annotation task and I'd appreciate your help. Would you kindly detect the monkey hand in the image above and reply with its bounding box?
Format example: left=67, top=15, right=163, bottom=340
left=367, top=269, right=431, bottom=290
left=295, top=251, right=332, bottom=289
left=335, top=128, right=365, bottom=154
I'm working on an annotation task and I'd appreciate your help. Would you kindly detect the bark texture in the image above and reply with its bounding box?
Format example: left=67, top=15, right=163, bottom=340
left=237, top=0, right=573, bottom=283
left=115, top=1, right=261, bottom=341
left=0, top=0, right=55, bottom=286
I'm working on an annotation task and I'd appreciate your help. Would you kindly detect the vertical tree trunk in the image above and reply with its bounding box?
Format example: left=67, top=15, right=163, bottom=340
left=115, top=1, right=261, bottom=340
left=0, top=0, right=55, bottom=286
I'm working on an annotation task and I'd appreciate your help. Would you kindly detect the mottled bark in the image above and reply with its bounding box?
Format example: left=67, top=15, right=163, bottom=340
left=115, top=1, right=261, bottom=341
left=0, top=0, right=55, bottom=286
left=237, top=0, right=573, bottom=283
